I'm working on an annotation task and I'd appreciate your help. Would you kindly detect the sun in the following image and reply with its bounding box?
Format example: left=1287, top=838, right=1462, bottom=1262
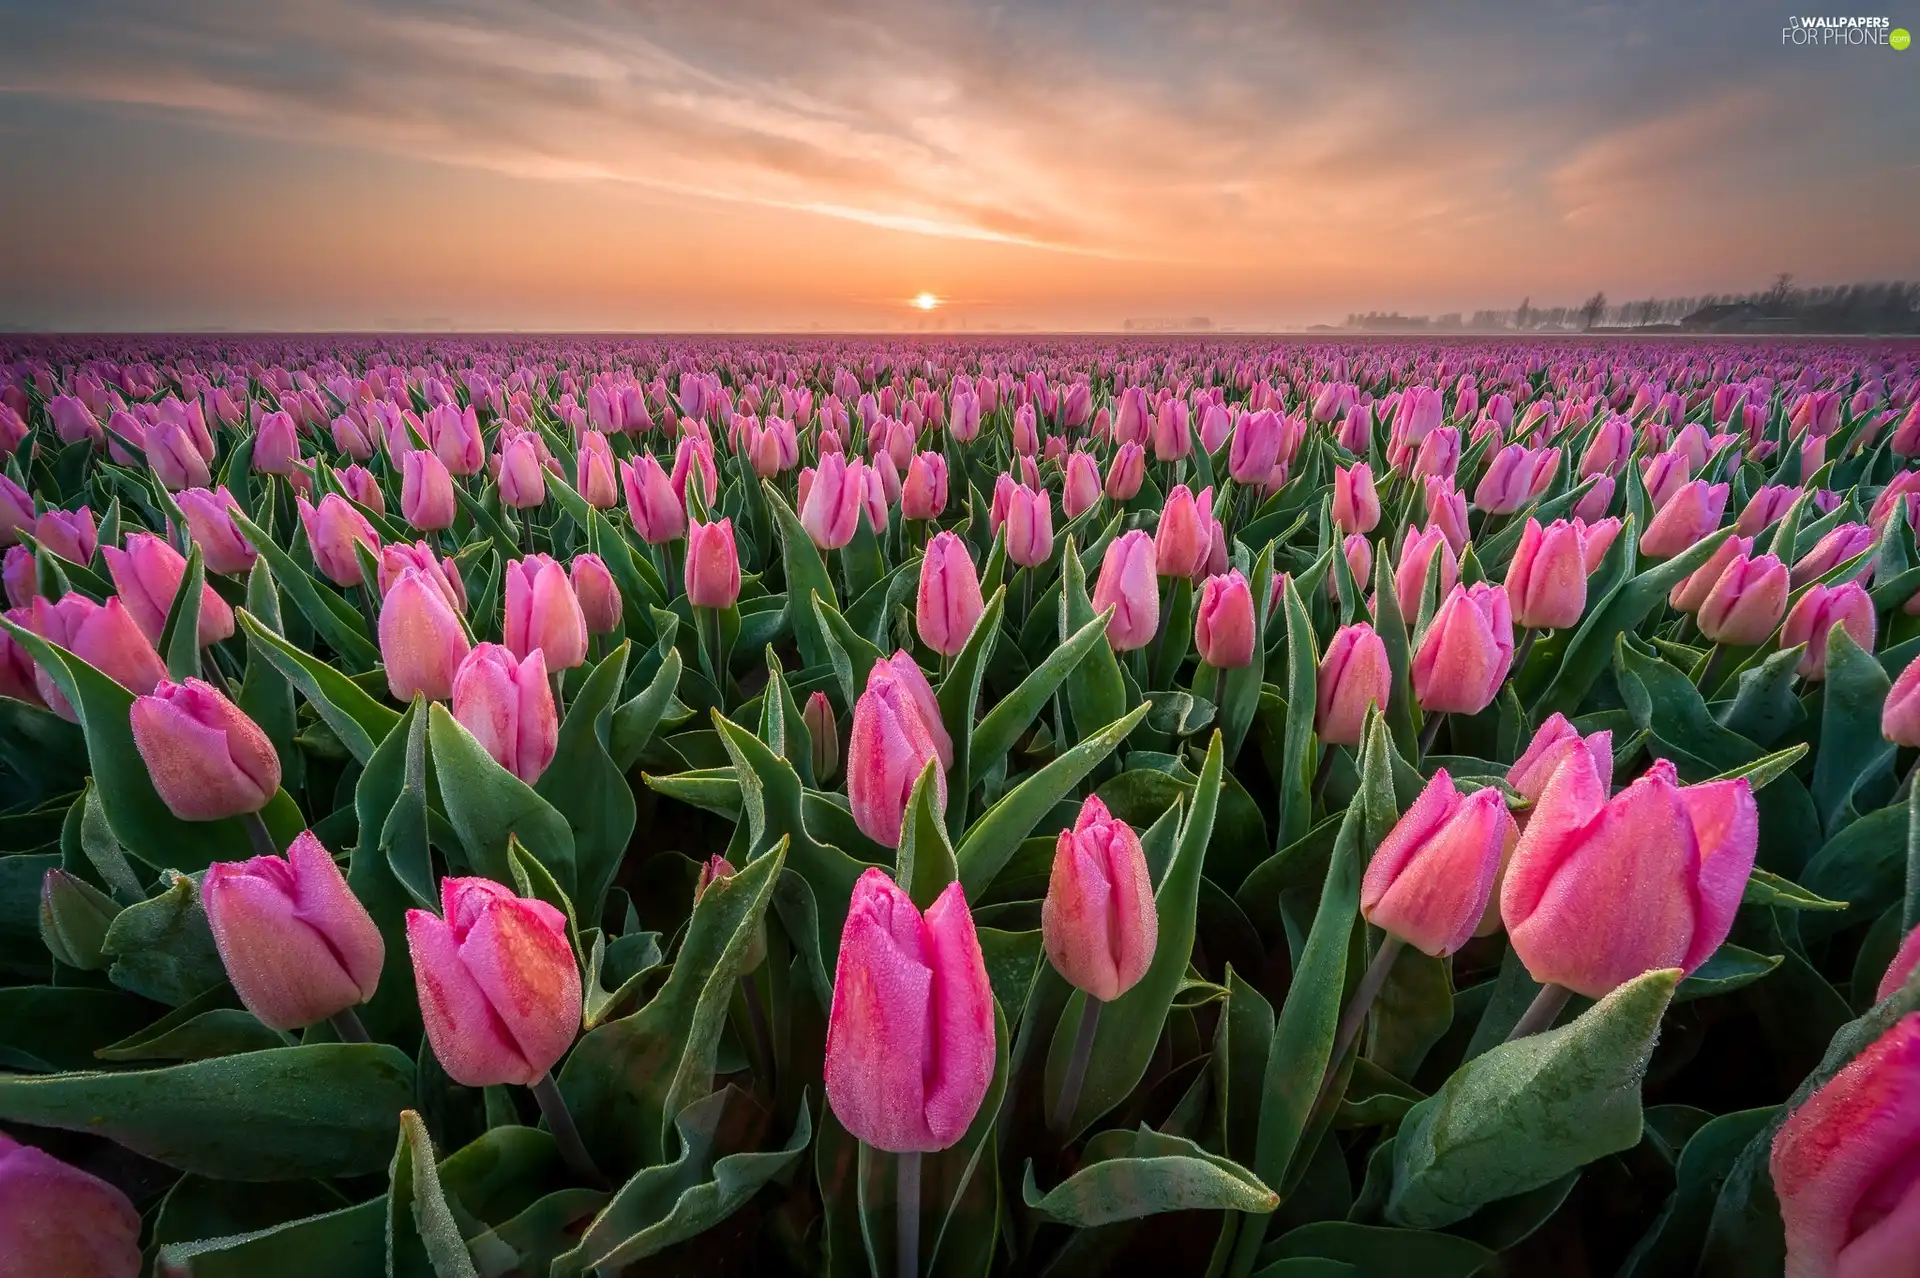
left=911, top=292, right=939, bottom=311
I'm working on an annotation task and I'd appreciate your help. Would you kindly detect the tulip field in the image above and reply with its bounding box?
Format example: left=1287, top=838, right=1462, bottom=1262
left=5, top=334, right=1920, bottom=1278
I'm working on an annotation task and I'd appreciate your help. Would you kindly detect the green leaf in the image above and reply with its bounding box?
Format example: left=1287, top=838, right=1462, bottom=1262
left=813, top=589, right=887, bottom=705
left=1675, top=945, right=1781, bottom=1002
left=610, top=648, right=684, bottom=771
left=0, top=986, right=158, bottom=1071
left=159, top=541, right=207, bottom=681
left=1617, top=1107, right=1778, bottom=1278
left=536, top=643, right=637, bottom=916
left=1048, top=731, right=1222, bottom=1135
left=971, top=602, right=1115, bottom=777
left=388, top=1110, right=481, bottom=1278
left=1742, top=868, right=1846, bottom=912
left=936, top=585, right=1004, bottom=831
left=1279, top=576, right=1317, bottom=847
left=553, top=1087, right=811, bottom=1276
left=1259, top=1221, right=1492, bottom=1277
left=1386, top=967, right=1680, bottom=1229
left=559, top=844, right=783, bottom=1170
left=767, top=484, right=836, bottom=666
left=0, top=1044, right=414, bottom=1179
left=897, top=757, right=959, bottom=909
left=1021, top=1126, right=1278, bottom=1227
left=1059, top=535, right=1128, bottom=750
left=100, top=869, right=225, bottom=1006
left=956, top=701, right=1150, bottom=897
left=1811, top=626, right=1895, bottom=835
left=236, top=608, right=400, bottom=764
left=227, top=505, right=380, bottom=667
left=427, top=702, right=577, bottom=897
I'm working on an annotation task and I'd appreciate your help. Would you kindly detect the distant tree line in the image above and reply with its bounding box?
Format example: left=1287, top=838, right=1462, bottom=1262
left=1343, top=277, right=1920, bottom=334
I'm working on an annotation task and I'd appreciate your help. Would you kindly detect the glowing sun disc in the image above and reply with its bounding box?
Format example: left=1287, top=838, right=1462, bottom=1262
left=912, top=292, right=939, bottom=310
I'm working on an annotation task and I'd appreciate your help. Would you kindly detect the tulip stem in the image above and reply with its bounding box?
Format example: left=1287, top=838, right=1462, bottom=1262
left=1311, top=749, right=1336, bottom=809
left=1050, top=995, right=1102, bottom=1136
left=355, top=585, right=379, bottom=642
left=328, top=1007, right=371, bottom=1044
left=530, top=1071, right=610, bottom=1190
left=740, top=972, right=776, bottom=1093
left=1513, top=627, right=1537, bottom=673
left=1506, top=983, right=1573, bottom=1042
left=240, top=809, right=279, bottom=859
left=1319, top=935, right=1403, bottom=1103
left=1418, top=712, right=1445, bottom=756
left=896, top=1149, right=922, bottom=1278
left=1699, top=644, right=1730, bottom=696
left=550, top=669, right=567, bottom=721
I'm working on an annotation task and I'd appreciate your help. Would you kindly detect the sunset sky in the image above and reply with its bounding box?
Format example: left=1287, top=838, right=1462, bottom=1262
left=1, top=0, right=1915, bottom=332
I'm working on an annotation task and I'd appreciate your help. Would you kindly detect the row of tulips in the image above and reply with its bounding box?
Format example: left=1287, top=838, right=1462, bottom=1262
left=0, top=335, right=1917, bottom=1278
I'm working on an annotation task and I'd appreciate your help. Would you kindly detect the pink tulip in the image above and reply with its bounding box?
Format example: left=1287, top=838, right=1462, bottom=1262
left=1697, top=552, right=1790, bottom=645
left=571, top=553, right=621, bottom=635
left=1152, top=398, right=1191, bottom=461
left=1190, top=570, right=1251, bottom=668
left=1892, top=403, right=1920, bottom=456
left=1783, top=581, right=1876, bottom=679
left=948, top=387, right=981, bottom=441
left=429, top=403, right=485, bottom=476
left=1669, top=534, right=1752, bottom=614
left=407, top=877, right=581, bottom=1087
left=253, top=410, right=302, bottom=476
left=621, top=453, right=685, bottom=545
left=177, top=487, right=257, bottom=574
left=103, top=531, right=235, bottom=647
left=0, top=403, right=28, bottom=458
left=1413, top=426, right=1461, bottom=482
left=34, top=507, right=96, bottom=564
left=685, top=517, right=741, bottom=609
left=50, top=395, right=101, bottom=446
left=1639, top=481, right=1728, bottom=558
left=1333, top=463, right=1380, bottom=535
left=1790, top=522, right=1874, bottom=588
left=671, top=434, right=720, bottom=508
left=147, top=419, right=211, bottom=490
left=847, top=658, right=947, bottom=847
left=0, top=1131, right=142, bottom=1278
left=1412, top=583, right=1514, bottom=715
left=1877, top=925, right=1920, bottom=1002
left=1474, top=444, right=1539, bottom=515
left=1503, top=753, right=1757, bottom=998
left=825, top=868, right=995, bottom=1152
left=1363, top=770, right=1517, bottom=956
left=1395, top=525, right=1459, bottom=620
left=1640, top=450, right=1692, bottom=511
left=202, top=831, right=383, bottom=1030
left=1229, top=409, right=1283, bottom=484
left=1156, top=484, right=1210, bottom=579
left=1505, top=519, right=1588, bottom=631
left=917, top=531, right=984, bottom=657
left=1507, top=713, right=1612, bottom=804
left=1044, top=796, right=1157, bottom=1001
left=505, top=554, right=588, bottom=669
left=799, top=452, right=863, bottom=550
left=1424, top=477, right=1470, bottom=553
left=1735, top=484, right=1798, bottom=536
left=1771, top=1014, right=1920, bottom=1278
left=380, top=568, right=472, bottom=701
left=339, top=464, right=385, bottom=517
left=3, top=545, right=32, bottom=609
left=1316, top=622, right=1391, bottom=746
left=331, top=413, right=376, bottom=461
left=805, top=689, right=840, bottom=782
left=1572, top=474, right=1616, bottom=523
left=453, top=643, right=558, bottom=784
left=26, top=594, right=166, bottom=717
left=397, top=449, right=455, bottom=534
left=129, top=677, right=280, bottom=819
left=1582, top=421, right=1633, bottom=481
left=298, top=494, right=379, bottom=587
left=901, top=452, right=949, bottom=520
left=1338, top=533, right=1372, bottom=597
left=1576, top=515, right=1622, bottom=570
left=1105, top=442, right=1146, bottom=499
left=1887, top=656, right=1920, bottom=747
left=497, top=434, right=548, bottom=510
left=1004, top=483, right=1053, bottom=568
left=0, top=472, right=32, bottom=546
left=1092, top=529, right=1160, bottom=651
left=378, top=541, right=463, bottom=614
left=577, top=431, right=619, bottom=509
left=1062, top=450, right=1102, bottom=518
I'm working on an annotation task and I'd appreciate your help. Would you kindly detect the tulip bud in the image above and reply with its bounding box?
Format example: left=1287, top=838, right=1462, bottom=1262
left=571, top=553, right=621, bottom=635
left=1105, top=442, right=1146, bottom=499
left=1363, top=771, right=1518, bottom=956
left=339, top=464, right=385, bottom=517
left=1771, top=1013, right=1920, bottom=1278
left=1503, top=754, right=1757, bottom=997
left=34, top=507, right=97, bottom=564
left=1507, top=713, right=1612, bottom=804
left=847, top=659, right=947, bottom=848
left=1395, top=525, right=1459, bottom=621
left=1886, top=655, right=1920, bottom=747
left=801, top=689, right=841, bottom=783
left=147, top=419, right=211, bottom=490
left=1639, top=481, right=1728, bottom=558
left=1412, top=583, right=1513, bottom=715
left=400, top=450, right=457, bottom=533
left=203, top=831, right=385, bottom=1030
left=684, top=517, right=742, bottom=609
left=1062, top=450, right=1102, bottom=518
left=1640, top=450, right=1692, bottom=511
left=430, top=403, right=486, bottom=476
left=378, top=541, right=462, bottom=614
left=130, top=678, right=281, bottom=819
left=0, top=473, right=32, bottom=547
left=1152, top=398, right=1191, bottom=461
left=1316, top=622, right=1391, bottom=746
left=452, top=643, right=558, bottom=784
left=103, top=531, right=236, bottom=647
left=331, top=413, right=375, bottom=461
left=1043, top=796, right=1157, bottom=1001
left=253, top=410, right=302, bottom=476
left=1735, top=484, right=1798, bottom=536
left=1474, top=444, right=1540, bottom=515
left=498, top=433, right=548, bottom=510
left=1414, top=426, right=1461, bottom=481
left=1668, top=533, right=1751, bottom=614
left=620, top=453, right=686, bottom=545
left=407, top=877, right=581, bottom=1086
left=577, top=431, right=619, bottom=509
left=505, top=554, right=588, bottom=670
left=1332, top=463, right=1380, bottom=535
left=798, top=452, right=863, bottom=549
left=901, top=451, right=950, bottom=520
left=1424, top=477, right=1470, bottom=553
left=1229, top=409, right=1283, bottom=484
left=1790, top=521, right=1874, bottom=589
left=1003, top=482, right=1053, bottom=568
left=917, top=531, right=985, bottom=657
left=26, top=594, right=167, bottom=718
left=39, top=867, right=120, bottom=970
left=1504, top=519, right=1588, bottom=631
left=825, top=868, right=995, bottom=1152
left=380, top=567, right=472, bottom=701
left=297, top=494, right=379, bottom=587
left=2, top=545, right=32, bottom=610
left=694, top=855, right=768, bottom=972
left=1692, top=550, right=1788, bottom=645
left=1091, top=529, right=1159, bottom=651
left=1782, top=581, right=1877, bottom=679
left=0, top=1132, right=142, bottom=1278
left=672, top=435, right=719, bottom=509
left=1156, top=484, right=1210, bottom=579
left=1194, top=569, right=1255, bottom=669
left=176, top=487, right=257, bottom=575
